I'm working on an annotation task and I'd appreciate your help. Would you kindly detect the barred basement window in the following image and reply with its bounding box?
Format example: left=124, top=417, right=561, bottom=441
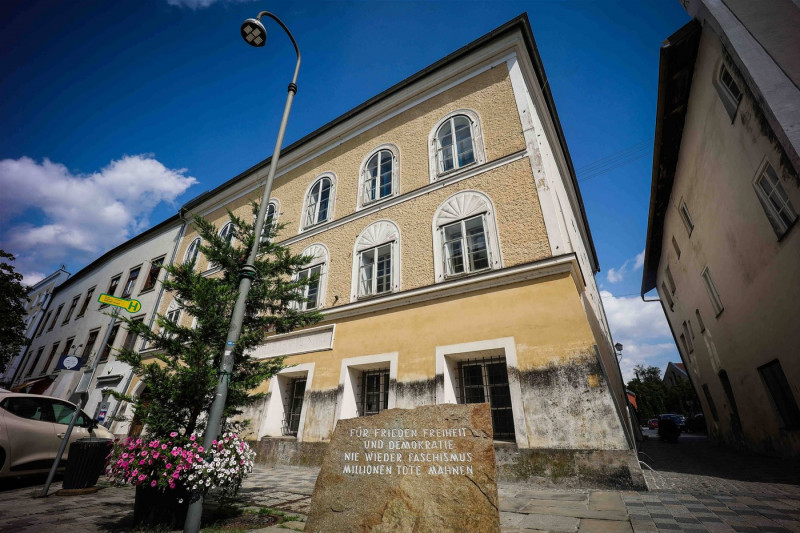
left=360, top=369, right=390, bottom=416
left=284, top=378, right=306, bottom=436
left=456, top=356, right=514, bottom=441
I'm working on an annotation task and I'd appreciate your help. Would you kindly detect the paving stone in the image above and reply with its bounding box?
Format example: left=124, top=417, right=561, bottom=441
left=577, top=518, right=633, bottom=532
left=519, top=512, right=580, bottom=532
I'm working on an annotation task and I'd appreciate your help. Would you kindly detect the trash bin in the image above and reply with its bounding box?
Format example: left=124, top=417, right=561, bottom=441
left=62, top=438, right=112, bottom=489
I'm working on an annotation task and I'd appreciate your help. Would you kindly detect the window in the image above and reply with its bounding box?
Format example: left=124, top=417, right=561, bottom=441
left=51, top=400, right=89, bottom=427
left=687, top=319, right=695, bottom=341
left=754, top=162, right=797, bottom=237
left=219, top=222, right=235, bottom=245
left=77, top=286, right=95, bottom=317
left=164, top=307, right=182, bottom=340
left=123, top=317, right=144, bottom=352
left=682, top=321, right=693, bottom=352
left=665, top=266, right=676, bottom=295
left=695, top=309, right=705, bottom=332
left=360, top=147, right=397, bottom=206
left=99, top=324, right=120, bottom=363
left=351, top=221, right=400, bottom=301
left=457, top=356, right=514, bottom=440
left=360, top=369, right=390, bottom=416
left=679, top=201, right=694, bottom=237
left=671, top=236, right=681, bottom=259
left=715, top=63, right=742, bottom=119
left=62, top=337, right=75, bottom=357
left=1, top=396, right=50, bottom=421
left=433, top=191, right=501, bottom=281
left=297, top=265, right=322, bottom=310
left=661, top=282, right=674, bottom=310
left=120, top=267, right=141, bottom=298
left=285, top=378, right=306, bottom=435
left=141, top=258, right=164, bottom=292
left=303, top=176, right=334, bottom=229
left=758, top=360, right=800, bottom=430
left=260, top=200, right=280, bottom=243
left=36, top=312, right=51, bottom=337
left=702, top=384, right=719, bottom=421
left=82, top=330, right=100, bottom=361
left=679, top=333, right=690, bottom=355
left=295, top=244, right=328, bottom=311
left=358, top=244, right=393, bottom=298
left=435, top=115, right=476, bottom=174
left=701, top=266, right=724, bottom=316
left=63, top=295, right=80, bottom=323
left=26, top=347, right=45, bottom=377
left=442, top=216, right=491, bottom=276
left=184, top=238, right=201, bottom=264
left=42, top=342, right=60, bottom=375
left=106, top=275, right=121, bottom=297
left=48, top=304, right=64, bottom=331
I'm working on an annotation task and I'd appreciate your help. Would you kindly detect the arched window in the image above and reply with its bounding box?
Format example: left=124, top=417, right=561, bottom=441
left=296, top=244, right=329, bottom=310
left=303, top=175, right=335, bottom=229
left=432, top=191, right=501, bottom=281
left=350, top=221, right=401, bottom=301
left=429, top=110, right=485, bottom=181
left=184, top=238, right=201, bottom=264
left=219, top=222, right=235, bottom=245
left=359, top=145, right=399, bottom=207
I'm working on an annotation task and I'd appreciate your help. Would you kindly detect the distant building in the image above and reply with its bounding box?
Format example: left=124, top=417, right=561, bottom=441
left=10, top=216, right=183, bottom=435
left=642, top=1, right=800, bottom=456
left=663, top=362, right=688, bottom=389
left=2, top=267, right=71, bottom=390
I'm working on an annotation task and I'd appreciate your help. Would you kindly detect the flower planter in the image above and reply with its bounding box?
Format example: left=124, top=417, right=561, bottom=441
left=133, top=484, right=192, bottom=528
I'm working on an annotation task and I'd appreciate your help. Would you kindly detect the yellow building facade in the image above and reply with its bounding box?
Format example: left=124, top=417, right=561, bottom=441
left=137, top=15, right=640, bottom=486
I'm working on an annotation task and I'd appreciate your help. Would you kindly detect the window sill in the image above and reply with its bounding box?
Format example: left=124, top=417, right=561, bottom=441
left=359, top=194, right=397, bottom=211
left=776, top=217, right=798, bottom=243
left=300, top=220, right=331, bottom=233
left=442, top=268, right=492, bottom=282
left=138, top=288, right=156, bottom=296
left=715, top=309, right=724, bottom=318
left=356, top=291, right=394, bottom=302
left=434, top=161, right=478, bottom=182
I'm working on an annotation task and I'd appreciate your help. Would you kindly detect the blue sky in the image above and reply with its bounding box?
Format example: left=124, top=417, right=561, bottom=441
left=0, top=0, right=690, bottom=381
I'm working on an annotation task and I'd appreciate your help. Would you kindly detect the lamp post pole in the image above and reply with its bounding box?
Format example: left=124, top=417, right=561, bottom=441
left=183, top=12, right=300, bottom=533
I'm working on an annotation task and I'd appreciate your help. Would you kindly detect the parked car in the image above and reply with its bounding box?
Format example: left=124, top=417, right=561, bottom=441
left=648, top=418, right=659, bottom=429
left=658, top=413, right=684, bottom=443
left=0, top=391, right=113, bottom=479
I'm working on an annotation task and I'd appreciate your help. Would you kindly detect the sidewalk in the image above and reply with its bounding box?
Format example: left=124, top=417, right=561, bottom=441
left=1, top=463, right=799, bottom=532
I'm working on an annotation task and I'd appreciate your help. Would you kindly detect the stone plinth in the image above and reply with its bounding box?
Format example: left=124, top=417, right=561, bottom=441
left=306, top=403, right=499, bottom=532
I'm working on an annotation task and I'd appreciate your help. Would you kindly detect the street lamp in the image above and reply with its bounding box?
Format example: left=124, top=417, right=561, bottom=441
left=183, top=11, right=300, bottom=533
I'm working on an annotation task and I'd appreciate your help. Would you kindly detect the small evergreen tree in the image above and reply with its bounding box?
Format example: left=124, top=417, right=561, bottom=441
left=112, top=204, right=322, bottom=438
left=0, top=250, right=31, bottom=375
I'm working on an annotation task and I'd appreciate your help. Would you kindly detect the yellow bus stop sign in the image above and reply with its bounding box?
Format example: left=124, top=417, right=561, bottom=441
left=98, top=293, right=142, bottom=313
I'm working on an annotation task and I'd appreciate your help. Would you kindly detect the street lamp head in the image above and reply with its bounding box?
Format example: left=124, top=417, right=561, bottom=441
left=241, top=18, right=267, bottom=47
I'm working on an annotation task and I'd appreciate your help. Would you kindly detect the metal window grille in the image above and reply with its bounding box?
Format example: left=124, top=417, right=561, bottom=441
left=282, top=378, right=307, bottom=436
left=359, top=369, right=390, bottom=416
left=455, top=356, right=515, bottom=440
left=442, top=215, right=490, bottom=277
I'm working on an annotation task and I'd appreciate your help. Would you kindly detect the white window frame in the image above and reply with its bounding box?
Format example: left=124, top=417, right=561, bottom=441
left=432, top=190, right=502, bottom=282
left=259, top=363, right=315, bottom=442
left=753, top=160, right=797, bottom=238
left=164, top=302, right=182, bottom=340
left=679, top=200, right=694, bottom=237
left=701, top=266, right=724, bottom=317
left=428, top=109, right=486, bottom=182
left=334, top=352, right=398, bottom=423
left=714, top=62, right=743, bottom=120
left=300, top=174, right=336, bottom=231
left=261, top=199, right=281, bottom=243
left=184, top=237, right=201, bottom=264
left=295, top=244, right=329, bottom=311
left=219, top=221, right=235, bottom=246
left=357, top=144, right=400, bottom=209
left=350, top=220, right=401, bottom=302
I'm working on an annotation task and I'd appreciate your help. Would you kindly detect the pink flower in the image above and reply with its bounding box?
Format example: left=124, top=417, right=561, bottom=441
left=172, top=472, right=180, bottom=479
left=153, top=452, right=159, bottom=459
left=148, top=460, right=153, bottom=465
left=138, top=474, right=146, bottom=482
left=121, top=453, right=128, bottom=458
left=170, top=432, right=178, bottom=437
left=139, top=460, right=145, bottom=465
left=197, top=446, right=204, bottom=453
left=141, top=451, right=148, bottom=457
left=169, top=482, right=176, bottom=489
left=189, top=435, right=196, bottom=441
left=161, top=444, right=167, bottom=450
left=132, top=469, right=139, bottom=477
left=150, top=480, right=157, bottom=487
left=166, top=463, right=172, bottom=469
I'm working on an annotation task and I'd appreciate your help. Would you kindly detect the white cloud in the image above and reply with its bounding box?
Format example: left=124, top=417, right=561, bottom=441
left=0, top=155, right=196, bottom=273
left=600, top=290, right=678, bottom=383
left=606, top=266, right=625, bottom=283
left=634, top=250, right=645, bottom=270
left=20, top=271, right=46, bottom=286
left=165, top=0, right=255, bottom=9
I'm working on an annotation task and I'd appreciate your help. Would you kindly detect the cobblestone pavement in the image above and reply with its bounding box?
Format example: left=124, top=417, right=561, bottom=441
left=2, top=434, right=800, bottom=533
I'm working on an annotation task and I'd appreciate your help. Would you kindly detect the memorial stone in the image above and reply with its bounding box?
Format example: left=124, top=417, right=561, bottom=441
left=306, top=403, right=499, bottom=532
